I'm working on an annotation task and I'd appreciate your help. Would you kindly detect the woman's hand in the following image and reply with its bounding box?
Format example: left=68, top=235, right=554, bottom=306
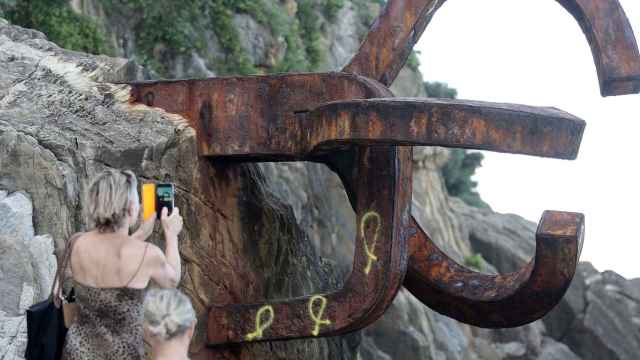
left=132, top=212, right=156, bottom=242
left=160, top=206, right=183, bottom=240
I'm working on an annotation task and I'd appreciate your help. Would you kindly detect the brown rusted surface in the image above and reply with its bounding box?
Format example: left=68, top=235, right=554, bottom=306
left=405, top=212, right=584, bottom=328
left=130, top=82, right=585, bottom=160
left=306, top=98, right=585, bottom=159
left=557, top=0, right=640, bottom=96
left=121, top=0, right=640, bottom=349
left=343, top=0, right=445, bottom=85
left=128, top=73, right=391, bottom=160
left=207, top=146, right=412, bottom=344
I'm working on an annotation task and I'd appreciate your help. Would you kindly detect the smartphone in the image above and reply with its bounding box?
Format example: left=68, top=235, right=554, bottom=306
left=142, top=183, right=175, bottom=220
left=155, top=183, right=175, bottom=220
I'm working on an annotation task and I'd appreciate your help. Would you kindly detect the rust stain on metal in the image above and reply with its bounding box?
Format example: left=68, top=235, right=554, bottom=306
left=122, top=0, right=639, bottom=347
left=207, top=146, right=412, bottom=344
left=557, top=0, right=640, bottom=96
left=404, top=212, right=584, bottom=328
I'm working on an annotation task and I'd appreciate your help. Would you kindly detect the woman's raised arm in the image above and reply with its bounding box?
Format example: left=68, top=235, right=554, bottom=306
left=149, top=206, right=183, bottom=288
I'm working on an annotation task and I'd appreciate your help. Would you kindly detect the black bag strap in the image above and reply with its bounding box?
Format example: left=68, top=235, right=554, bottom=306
left=51, top=232, right=84, bottom=307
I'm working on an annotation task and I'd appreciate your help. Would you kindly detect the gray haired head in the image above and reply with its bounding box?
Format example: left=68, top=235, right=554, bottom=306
left=143, top=288, right=196, bottom=341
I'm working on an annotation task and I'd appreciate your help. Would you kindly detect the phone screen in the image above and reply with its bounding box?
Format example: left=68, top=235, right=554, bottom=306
left=156, top=184, right=174, bottom=219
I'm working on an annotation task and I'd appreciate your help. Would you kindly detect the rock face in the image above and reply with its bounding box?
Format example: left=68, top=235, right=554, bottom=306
left=0, top=190, right=57, bottom=359
left=1, top=2, right=639, bottom=360
left=544, top=263, right=640, bottom=360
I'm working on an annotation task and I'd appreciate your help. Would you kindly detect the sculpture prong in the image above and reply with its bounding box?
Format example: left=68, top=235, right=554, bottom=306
left=305, top=98, right=585, bottom=160
left=404, top=212, right=584, bottom=328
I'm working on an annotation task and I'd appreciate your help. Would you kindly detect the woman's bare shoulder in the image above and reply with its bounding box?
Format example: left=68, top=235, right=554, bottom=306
left=123, top=239, right=164, bottom=261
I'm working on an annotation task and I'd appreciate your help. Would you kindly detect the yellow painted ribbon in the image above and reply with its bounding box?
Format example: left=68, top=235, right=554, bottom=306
left=361, top=211, right=381, bottom=274
left=245, top=305, right=274, bottom=341
left=308, top=295, right=331, bottom=336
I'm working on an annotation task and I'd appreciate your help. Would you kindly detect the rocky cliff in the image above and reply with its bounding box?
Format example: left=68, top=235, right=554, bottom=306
left=1, top=1, right=639, bottom=359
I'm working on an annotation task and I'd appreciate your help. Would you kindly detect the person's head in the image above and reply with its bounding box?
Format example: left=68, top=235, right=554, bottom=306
left=86, top=169, right=140, bottom=233
left=143, top=288, right=196, bottom=349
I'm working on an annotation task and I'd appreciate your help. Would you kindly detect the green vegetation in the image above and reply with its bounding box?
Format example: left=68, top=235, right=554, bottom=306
left=4, top=0, right=111, bottom=55
left=2, top=0, right=354, bottom=77
left=100, top=0, right=331, bottom=77
left=406, top=50, right=421, bottom=71
left=425, top=81, right=489, bottom=209
left=441, top=149, right=489, bottom=209
left=207, top=0, right=259, bottom=75
left=351, top=0, right=380, bottom=35
left=322, top=0, right=344, bottom=22
left=463, top=253, right=485, bottom=271
left=0, top=0, right=16, bottom=17
left=295, top=0, right=323, bottom=71
left=424, top=80, right=458, bottom=99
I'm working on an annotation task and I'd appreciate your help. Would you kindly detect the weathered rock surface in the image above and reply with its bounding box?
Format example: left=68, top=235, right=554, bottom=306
left=0, top=190, right=57, bottom=359
left=544, top=262, right=640, bottom=360
left=450, top=199, right=640, bottom=360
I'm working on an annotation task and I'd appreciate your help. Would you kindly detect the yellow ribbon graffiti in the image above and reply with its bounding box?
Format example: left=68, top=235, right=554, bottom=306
left=245, top=305, right=275, bottom=341
left=308, top=295, right=331, bottom=336
left=361, top=211, right=382, bottom=274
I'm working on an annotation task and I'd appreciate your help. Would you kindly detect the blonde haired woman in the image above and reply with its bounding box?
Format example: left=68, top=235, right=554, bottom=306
left=144, top=288, right=196, bottom=360
left=60, top=169, right=183, bottom=360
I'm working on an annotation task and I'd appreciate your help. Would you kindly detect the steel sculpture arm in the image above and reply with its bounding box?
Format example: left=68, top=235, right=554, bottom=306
left=345, top=0, right=640, bottom=95
left=304, top=98, right=585, bottom=159
left=122, top=0, right=640, bottom=345
left=340, top=0, right=638, bottom=329
left=405, top=213, right=584, bottom=328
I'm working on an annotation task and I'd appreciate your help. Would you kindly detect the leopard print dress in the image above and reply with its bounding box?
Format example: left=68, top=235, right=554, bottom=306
left=61, top=281, right=146, bottom=360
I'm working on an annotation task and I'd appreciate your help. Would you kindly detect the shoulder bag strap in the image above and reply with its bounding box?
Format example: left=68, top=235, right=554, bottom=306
left=51, top=232, right=84, bottom=307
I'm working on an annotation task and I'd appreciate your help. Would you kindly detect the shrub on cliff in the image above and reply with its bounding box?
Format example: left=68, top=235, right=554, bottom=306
left=425, top=81, right=489, bottom=209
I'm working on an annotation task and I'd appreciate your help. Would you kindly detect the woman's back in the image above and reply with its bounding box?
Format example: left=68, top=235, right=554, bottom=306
left=71, top=231, right=151, bottom=289
left=62, top=232, right=150, bottom=360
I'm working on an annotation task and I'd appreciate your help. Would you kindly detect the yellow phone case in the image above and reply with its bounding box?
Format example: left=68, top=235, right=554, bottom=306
left=142, top=183, right=156, bottom=220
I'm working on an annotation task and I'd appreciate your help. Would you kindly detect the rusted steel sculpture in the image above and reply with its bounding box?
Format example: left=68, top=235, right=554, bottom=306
left=125, top=0, right=640, bottom=346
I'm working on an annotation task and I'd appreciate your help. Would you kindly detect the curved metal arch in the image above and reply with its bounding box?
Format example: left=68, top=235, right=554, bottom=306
left=344, top=0, right=640, bottom=95
left=207, top=146, right=413, bottom=344
left=339, top=0, right=636, bottom=328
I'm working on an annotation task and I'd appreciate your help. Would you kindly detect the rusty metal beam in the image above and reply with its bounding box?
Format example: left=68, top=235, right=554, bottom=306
left=129, top=80, right=585, bottom=161
left=343, top=0, right=445, bottom=86
left=127, top=73, right=391, bottom=159
left=306, top=98, right=585, bottom=160
left=208, top=146, right=413, bottom=345
left=404, top=212, right=584, bottom=328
